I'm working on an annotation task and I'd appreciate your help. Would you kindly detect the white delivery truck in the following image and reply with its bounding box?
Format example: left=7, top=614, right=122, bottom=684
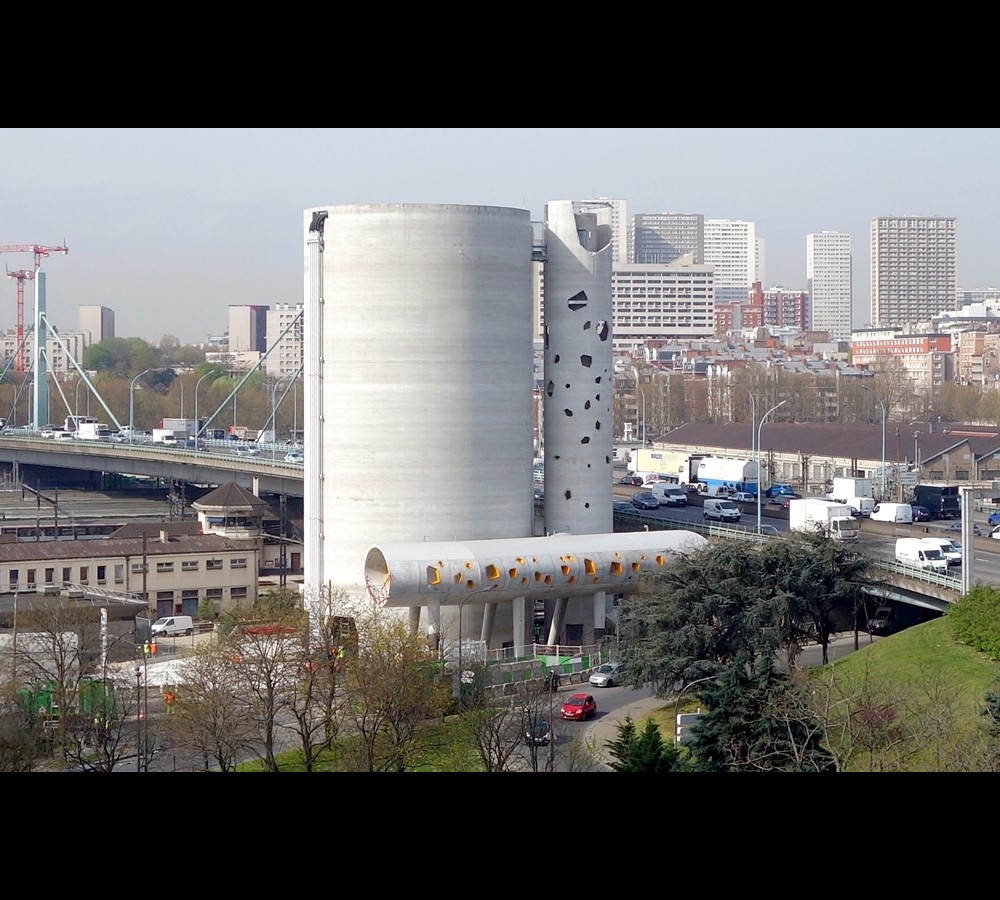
left=151, top=615, right=194, bottom=637
left=831, top=476, right=873, bottom=499
left=895, top=537, right=948, bottom=572
left=75, top=421, right=112, bottom=440
left=826, top=492, right=875, bottom=517
left=871, top=502, right=913, bottom=524
left=827, top=476, right=875, bottom=517
left=920, top=536, right=962, bottom=566
left=788, top=498, right=859, bottom=541
left=649, top=482, right=688, bottom=507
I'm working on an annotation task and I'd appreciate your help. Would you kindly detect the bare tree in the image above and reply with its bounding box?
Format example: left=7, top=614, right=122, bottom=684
left=163, top=642, right=258, bottom=772
left=230, top=623, right=300, bottom=772
left=0, top=681, right=43, bottom=771
left=11, top=604, right=103, bottom=762
left=279, top=586, right=354, bottom=772
left=339, top=606, right=451, bottom=772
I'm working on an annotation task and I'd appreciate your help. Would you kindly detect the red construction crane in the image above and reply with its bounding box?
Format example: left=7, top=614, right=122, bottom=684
left=5, top=268, right=35, bottom=373
left=0, top=244, right=69, bottom=374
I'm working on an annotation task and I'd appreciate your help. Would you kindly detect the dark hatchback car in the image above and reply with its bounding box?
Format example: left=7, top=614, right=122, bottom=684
left=619, top=474, right=643, bottom=486
left=631, top=491, right=660, bottom=510
left=525, top=719, right=552, bottom=746
left=911, top=505, right=932, bottom=522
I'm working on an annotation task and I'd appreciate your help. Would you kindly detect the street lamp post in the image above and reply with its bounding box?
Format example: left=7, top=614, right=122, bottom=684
left=129, top=369, right=152, bottom=444
left=270, top=376, right=290, bottom=461
left=673, top=673, right=721, bottom=745
left=877, top=398, right=887, bottom=501
left=456, top=586, right=498, bottom=709
left=194, top=371, right=215, bottom=448
left=74, top=378, right=84, bottom=420
left=631, top=367, right=646, bottom=446
left=756, top=399, right=787, bottom=535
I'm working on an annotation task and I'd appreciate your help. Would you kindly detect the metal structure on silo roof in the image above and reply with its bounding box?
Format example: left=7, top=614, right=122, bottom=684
left=302, top=203, right=535, bottom=604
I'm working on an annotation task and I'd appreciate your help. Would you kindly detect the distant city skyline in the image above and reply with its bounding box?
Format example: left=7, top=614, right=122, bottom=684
left=1, top=128, right=997, bottom=344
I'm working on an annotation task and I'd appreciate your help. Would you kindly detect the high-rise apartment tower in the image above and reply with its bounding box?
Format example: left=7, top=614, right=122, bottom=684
left=807, top=231, right=852, bottom=339
left=870, top=216, right=957, bottom=327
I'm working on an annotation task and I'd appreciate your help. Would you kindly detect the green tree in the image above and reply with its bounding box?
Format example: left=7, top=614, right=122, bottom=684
left=617, top=541, right=786, bottom=695
left=765, top=532, right=876, bottom=665
left=606, top=715, right=690, bottom=772
left=687, top=657, right=836, bottom=772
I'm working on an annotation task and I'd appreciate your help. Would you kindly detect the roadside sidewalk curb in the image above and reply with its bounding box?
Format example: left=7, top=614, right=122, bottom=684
left=585, top=693, right=673, bottom=770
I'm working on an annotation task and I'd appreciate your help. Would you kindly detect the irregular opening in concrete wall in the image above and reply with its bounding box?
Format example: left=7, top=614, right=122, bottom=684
left=581, top=436, right=590, bottom=444
left=546, top=380, right=554, bottom=397
left=581, top=355, right=592, bottom=367
left=485, top=564, right=500, bottom=580
left=596, top=321, right=609, bottom=341
left=585, top=400, right=591, bottom=409
left=585, top=558, right=596, bottom=576
left=610, top=561, right=623, bottom=576
left=564, top=408, right=573, bottom=416
left=426, top=566, right=441, bottom=586
left=583, top=320, right=591, bottom=330
left=568, top=291, right=587, bottom=311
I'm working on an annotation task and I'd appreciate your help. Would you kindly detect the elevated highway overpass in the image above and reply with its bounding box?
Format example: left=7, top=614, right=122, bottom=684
left=0, top=433, right=305, bottom=498
left=0, top=436, right=973, bottom=616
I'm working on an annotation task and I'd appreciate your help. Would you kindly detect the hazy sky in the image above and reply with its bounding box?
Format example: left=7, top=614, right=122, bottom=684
left=1, top=128, right=997, bottom=345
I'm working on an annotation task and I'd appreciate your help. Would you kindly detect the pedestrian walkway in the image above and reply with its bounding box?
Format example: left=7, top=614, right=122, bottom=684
left=585, top=692, right=674, bottom=770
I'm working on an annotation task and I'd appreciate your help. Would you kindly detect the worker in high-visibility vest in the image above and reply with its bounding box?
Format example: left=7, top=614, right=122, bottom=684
left=164, top=689, right=176, bottom=714
left=143, top=640, right=151, bottom=657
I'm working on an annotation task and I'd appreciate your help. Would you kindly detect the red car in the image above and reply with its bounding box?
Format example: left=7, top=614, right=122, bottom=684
left=560, top=692, right=597, bottom=721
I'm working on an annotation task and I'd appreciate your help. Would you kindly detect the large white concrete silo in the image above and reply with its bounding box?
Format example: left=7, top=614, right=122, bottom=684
left=302, top=204, right=535, bottom=605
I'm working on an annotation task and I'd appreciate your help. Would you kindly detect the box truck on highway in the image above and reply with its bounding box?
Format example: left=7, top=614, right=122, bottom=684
left=789, top=498, right=859, bottom=541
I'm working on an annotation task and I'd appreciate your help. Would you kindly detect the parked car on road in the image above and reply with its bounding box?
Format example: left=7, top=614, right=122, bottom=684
left=988, top=510, right=1000, bottom=526
left=731, top=491, right=756, bottom=503
left=631, top=491, right=659, bottom=510
left=589, top=662, right=626, bottom=688
left=619, top=474, right=643, bottom=486
left=525, top=719, right=552, bottom=746
left=560, top=692, right=597, bottom=721
left=948, top=521, right=982, bottom=536
left=911, top=505, right=932, bottom=522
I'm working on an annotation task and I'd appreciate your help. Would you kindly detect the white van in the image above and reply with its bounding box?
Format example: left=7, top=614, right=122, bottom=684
left=703, top=497, right=741, bottom=523
left=871, top=502, right=913, bottom=524
left=921, top=536, right=962, bottom=566
left=151, top=615, right=194, bottom=637
left=894, top=537, right=947, bottom=572
left=650, top=483, right=688, bottom=507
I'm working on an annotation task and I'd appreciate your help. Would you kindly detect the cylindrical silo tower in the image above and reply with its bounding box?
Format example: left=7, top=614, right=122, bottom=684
left=302, top=204, right=535, bottom=604
left=542, top=200, right=614, bottom=537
